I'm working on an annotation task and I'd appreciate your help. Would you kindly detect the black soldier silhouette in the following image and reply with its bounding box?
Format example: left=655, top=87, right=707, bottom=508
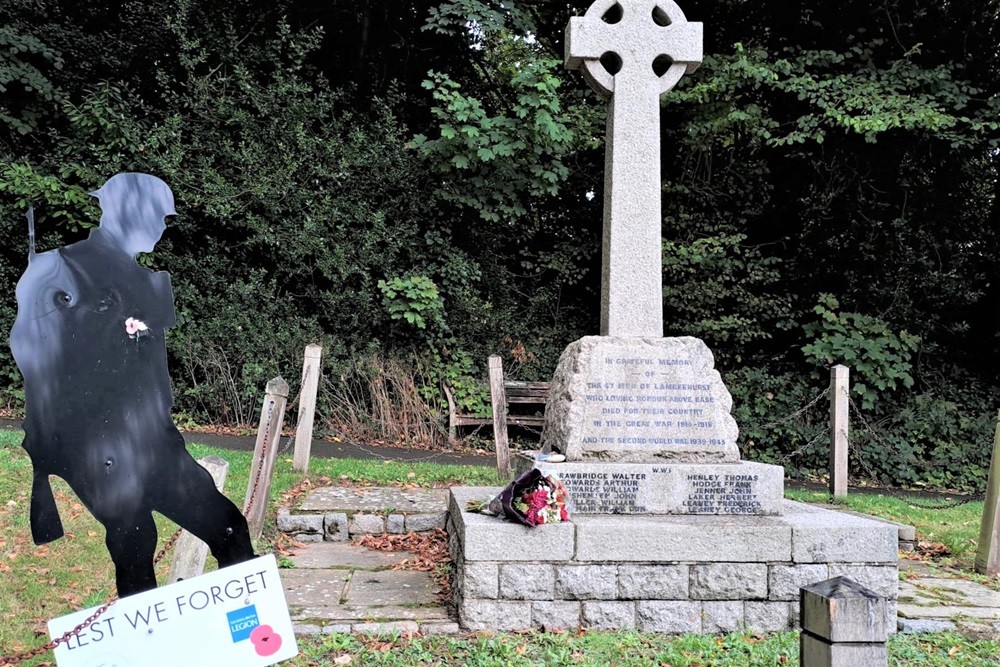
left=10, top=173, right=254, bottom=597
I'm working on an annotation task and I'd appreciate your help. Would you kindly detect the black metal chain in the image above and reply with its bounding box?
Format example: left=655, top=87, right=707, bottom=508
left=847, top=397, right=987, bottom=510
left=0, top=528, right=183, bottom=665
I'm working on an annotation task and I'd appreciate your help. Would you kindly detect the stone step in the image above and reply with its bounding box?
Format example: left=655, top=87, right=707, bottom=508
left=277, top=486, right=449, bottom=542
left=281, top=540, right=458, bottom=636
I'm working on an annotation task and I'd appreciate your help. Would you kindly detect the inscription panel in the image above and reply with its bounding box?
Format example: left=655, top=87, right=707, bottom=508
left=530, top=459, right=783, bottom=516
left=544, top=337, right=740, bottom=463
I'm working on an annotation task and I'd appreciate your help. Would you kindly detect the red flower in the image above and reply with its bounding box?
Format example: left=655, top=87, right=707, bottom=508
left=560, top=508, right=569, bottom=521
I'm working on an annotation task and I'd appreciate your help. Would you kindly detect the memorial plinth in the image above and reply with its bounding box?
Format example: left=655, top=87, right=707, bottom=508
left=532, top=335, right=783, bottom=516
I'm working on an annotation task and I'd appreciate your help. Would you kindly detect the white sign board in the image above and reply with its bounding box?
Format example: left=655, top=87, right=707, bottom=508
left=49, top=555, right=298, bottom=667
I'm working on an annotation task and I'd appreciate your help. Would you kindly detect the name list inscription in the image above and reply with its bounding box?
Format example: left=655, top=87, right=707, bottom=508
left=554, top=468, right=766, bottom=515
left=683, top=473, right=761, bottom=515
left=580, top=356, right=727, bottom=447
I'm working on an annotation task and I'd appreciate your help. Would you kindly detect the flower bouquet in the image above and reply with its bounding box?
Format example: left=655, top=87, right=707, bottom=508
left=467, top=468, right=571, bottom=527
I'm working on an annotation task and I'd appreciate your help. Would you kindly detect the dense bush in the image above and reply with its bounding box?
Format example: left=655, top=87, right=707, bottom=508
left=0, top=0, right=997, bottom=492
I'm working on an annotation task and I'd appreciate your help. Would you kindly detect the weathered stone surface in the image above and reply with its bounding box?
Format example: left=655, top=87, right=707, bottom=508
left=564, top=3, right=701, bottom=337
left=299, top=486, right=448, bottom=514
left=529, top=457, right=784, bottom=515
left=386, top=514, right=405, bottom=534
left=420, top=622, right=461, bottom=635
left=583, top=601, right=635, bottom=630
left=291, top=604, right=449, bottom=622
left=460, top=600, right=531, bottom=631
left=324, top=513, right=349, bottom=541
left=295, top=533, right=324, bottom=543
left=769, top=564, right=829, bottom=600
left=575, top=514, right=791, bottom=561
left=500, top=564, right=555, bottom=600
left=349, top=513, right=386, bottom=535
left=801, top=577, right=888, bottom=643
left=618, top=564, right=688, bottom=599
left=800, top=633, right=887, bottom=667
left=542, top=337, right=740, bottom=463
left=278, top=510, right=324, bottom=534
left=281, top=569, right=350, bottom=608
left=745, top=601, right=791, bottom=632
left=532, top=601, right=581, bottom=630
left=462, top=562, right=499, bottom=600
left=897, top=618, right=956, bottom=633
left=320, top=624, right=352, bottom=634
left=345, top=570, right=440, bottom=607
left=555, top=565, right=618, bottom=600
left=450, top=488, right=575, bottom=561
left=352, top=621, right=420, bottom=635
left=827, top=565, right=898, bottom=599
left=701, top=601, right=744, bottom=633
left=293, top=623, right=322, bottom=636
left=784, top=502, right=897, bottom=563
left=636, top=601, right=702, bottom=633
left=405, top=512, right=447, bottom=532
left=691, top=563, right=767, bottom=600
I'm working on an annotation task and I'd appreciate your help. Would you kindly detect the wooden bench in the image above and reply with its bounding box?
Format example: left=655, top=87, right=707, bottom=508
left=444, top=355, right=550, bottom=476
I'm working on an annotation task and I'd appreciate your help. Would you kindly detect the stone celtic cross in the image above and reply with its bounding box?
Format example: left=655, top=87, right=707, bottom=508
left=566, top=0, right=702, bottom=337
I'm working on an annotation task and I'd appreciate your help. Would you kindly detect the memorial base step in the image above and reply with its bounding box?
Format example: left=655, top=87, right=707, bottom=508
left=448, top=486, right=898, bottom=634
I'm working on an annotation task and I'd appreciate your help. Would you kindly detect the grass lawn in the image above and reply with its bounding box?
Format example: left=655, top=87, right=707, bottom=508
left=0, top=429, right=997, bottom=665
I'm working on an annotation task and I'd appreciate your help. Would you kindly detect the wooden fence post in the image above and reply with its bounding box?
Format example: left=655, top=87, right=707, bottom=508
left=829, top=365, right=850, bottom=498
left=243, top=376, right=289, bottom=540
left=292, top=343, right=323, bottom=474
left=975, top=410, right=1000, bottom=576
left=489, top=355, right=511, bottom=480
left=168, top=456, right=229, bottom=583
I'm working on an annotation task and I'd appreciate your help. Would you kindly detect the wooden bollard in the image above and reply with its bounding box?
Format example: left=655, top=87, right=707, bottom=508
left=168, top=456, right=230, bottom=582
left=800, top=577, right=888, bottom=667
left=488, top=355, right=511, bottom=479
left=292, top=343, right=323, bottom=474
left=243, top=376, right=289, bottom=540
left=975, top=410, right=1000, bottom=576
left=829, top=365, right=850, bottom=498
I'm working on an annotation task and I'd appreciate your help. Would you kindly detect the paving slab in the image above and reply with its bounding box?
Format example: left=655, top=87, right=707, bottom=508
left=345, top=570, right=441, bottom=607
left=282, top=537, right=452, bottom=633
left=290, top=541, right=417, bottom=570
left=281, top=569, right=350, bottom=607
left=292, top=604, right=451, bottom=622
left=298, top=486, right=449, bottom=514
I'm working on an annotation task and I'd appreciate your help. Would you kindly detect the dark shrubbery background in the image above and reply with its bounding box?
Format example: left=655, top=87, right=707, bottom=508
left=1, top=0, right=998, bottom=491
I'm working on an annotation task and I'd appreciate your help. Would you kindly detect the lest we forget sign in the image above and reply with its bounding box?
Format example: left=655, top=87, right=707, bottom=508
left=49, top=555, right=297, bottom=667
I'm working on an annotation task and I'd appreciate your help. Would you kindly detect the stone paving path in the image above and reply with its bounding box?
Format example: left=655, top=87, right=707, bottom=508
left=897, top=560, right=1000, bottom=634
left=280, top=541, right=457, bottom=636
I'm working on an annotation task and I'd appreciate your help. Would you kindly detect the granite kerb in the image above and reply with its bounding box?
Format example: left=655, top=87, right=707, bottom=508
left=276, top=485, right=450, bottom=541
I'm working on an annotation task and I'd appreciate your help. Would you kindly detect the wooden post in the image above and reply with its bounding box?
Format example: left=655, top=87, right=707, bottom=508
left=243, top=376, right=289, bottom=540
left=168, top=456, right=229, bottom=583
left=292, top=343, right=323, bottom=473
left=800, top=577, right=888, bottom=667
left=975, top=410, right=1000, bottom=576
left=829, top=365, right=850, bottom=498
left=489, top=355, right=511, bottom=479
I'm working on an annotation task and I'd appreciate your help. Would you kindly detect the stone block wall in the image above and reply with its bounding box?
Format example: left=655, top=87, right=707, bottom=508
left=449, top=487, right=899, bottom=634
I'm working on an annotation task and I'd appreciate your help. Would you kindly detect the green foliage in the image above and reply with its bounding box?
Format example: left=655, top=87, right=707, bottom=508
left=378, top=275, right=445, bottom=331
left=412, top=62, right=579, bottom=222
left=0, top=25, right=63, bottom=136
left=802, top=295, right=919, bottom=410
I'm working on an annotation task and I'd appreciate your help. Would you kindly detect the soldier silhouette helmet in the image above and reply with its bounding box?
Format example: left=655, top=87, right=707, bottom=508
left=89, top=173, right=177, bottom=256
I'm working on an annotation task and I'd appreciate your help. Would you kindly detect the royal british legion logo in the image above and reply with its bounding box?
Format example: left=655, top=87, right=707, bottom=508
left=227, top=605, right=260, bottom=642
